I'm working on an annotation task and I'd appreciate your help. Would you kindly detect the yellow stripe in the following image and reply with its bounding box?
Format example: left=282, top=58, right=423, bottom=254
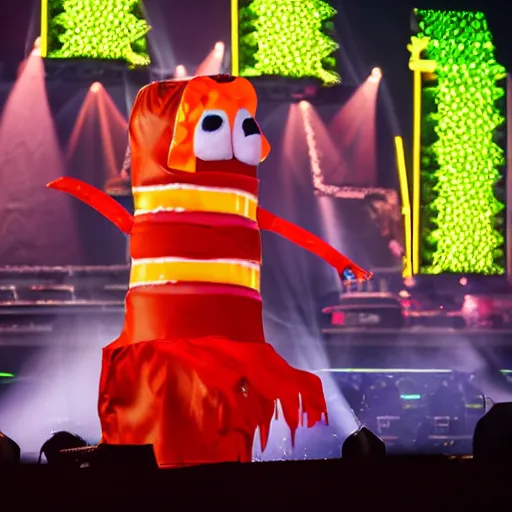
left=133, top=185, right=258, bottom=221
left=130, top=258, right=260, bottom=291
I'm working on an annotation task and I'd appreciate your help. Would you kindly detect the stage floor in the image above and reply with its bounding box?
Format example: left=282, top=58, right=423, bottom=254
left=0, top=457, right=509, bottom=508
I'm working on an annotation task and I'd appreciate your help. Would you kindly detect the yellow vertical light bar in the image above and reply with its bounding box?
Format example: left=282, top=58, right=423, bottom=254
left=231, top=0, right=239, bottom=76
left=394, top=136, right=413, bottom=278
left=507, top=74, right=511, bottom=279
left=40, top=0, right=48, bottom=57
left=412, top=69, right=422, bottom=274
left=408, top=33, right=435, bottom=275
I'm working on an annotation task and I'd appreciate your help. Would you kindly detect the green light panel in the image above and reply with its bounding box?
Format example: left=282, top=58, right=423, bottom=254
left=416, top=9, right=507, bottom=274
left=46, top=0, right=150, bottom=67
left=238, top=0, right=340, bottom=84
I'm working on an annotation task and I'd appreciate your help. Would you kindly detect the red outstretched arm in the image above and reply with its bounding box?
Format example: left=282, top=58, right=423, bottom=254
left=257, top=207, right=372, bottom=282
left=47, top=177, right=134, bottom=235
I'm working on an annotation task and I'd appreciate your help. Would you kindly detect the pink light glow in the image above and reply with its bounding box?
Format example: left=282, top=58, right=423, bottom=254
left=0, top=53, right=80, bottom=264
left=298, top=101, right=345, bottom=196
left=328, top=79, right=380, bottom=187
left=195, top=42, right=225, bottom=76
left=66, top=85, right=128, bottom=184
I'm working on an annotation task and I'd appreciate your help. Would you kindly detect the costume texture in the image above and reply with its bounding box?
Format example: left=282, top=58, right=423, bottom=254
left=48, top=75, right=371, bottom=466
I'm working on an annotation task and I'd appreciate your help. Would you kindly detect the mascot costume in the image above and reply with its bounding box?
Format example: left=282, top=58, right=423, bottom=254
left=48, top=75, right=372, bottom=467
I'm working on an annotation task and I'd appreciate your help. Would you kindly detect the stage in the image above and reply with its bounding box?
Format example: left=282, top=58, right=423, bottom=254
left=0, top=264, right=510, bottom=353
left=0, top=457, right=509, bottom=508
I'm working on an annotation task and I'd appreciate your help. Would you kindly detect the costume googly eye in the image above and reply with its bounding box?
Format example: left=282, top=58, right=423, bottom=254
left=193, top=109, right=233, bottom=161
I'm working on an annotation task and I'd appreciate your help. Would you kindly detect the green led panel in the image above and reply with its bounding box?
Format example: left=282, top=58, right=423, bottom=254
left=416, top=9, right=507, bottom=275
left=238, top=0, right=340, bottom=84
left=45, top=0, right=150, bottom=67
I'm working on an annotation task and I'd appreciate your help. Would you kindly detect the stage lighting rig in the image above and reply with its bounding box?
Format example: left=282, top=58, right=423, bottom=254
left=248, top=76, right=321, bottom=103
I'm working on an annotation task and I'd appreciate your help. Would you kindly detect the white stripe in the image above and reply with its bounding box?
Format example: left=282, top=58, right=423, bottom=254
left=134, top=207, right=186, bottom=216
left=132, top=183, right=258, bottom=201
left=131, top=256, right=260, bottom=270
left=130, top=280, right=178, bottom=288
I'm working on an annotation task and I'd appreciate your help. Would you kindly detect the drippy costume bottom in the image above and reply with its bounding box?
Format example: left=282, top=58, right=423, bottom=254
left=98, top=337, right=326, bottom=467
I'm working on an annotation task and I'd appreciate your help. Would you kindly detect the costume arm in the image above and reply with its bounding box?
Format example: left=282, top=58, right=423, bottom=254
left=257, top=207, right=372, bottom=282
left=47, top=177, right=134, bottom=235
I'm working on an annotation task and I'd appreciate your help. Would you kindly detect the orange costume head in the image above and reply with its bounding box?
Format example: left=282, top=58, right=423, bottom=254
left=129, top=74, right=270, bottom=187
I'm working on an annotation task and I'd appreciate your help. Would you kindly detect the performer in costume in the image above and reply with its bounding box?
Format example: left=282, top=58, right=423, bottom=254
left=48, top=75, right=372, bottom=467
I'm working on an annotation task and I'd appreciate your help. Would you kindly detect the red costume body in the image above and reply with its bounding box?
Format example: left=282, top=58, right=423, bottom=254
left=49, top=75, right=371, bottom=466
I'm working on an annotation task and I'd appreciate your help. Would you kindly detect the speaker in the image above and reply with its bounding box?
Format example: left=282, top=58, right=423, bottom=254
left=342, top=427, right=386, bottom=459
left=0, top=431, right=20, bottom=466
left=473, top=402, right=512, bottom=459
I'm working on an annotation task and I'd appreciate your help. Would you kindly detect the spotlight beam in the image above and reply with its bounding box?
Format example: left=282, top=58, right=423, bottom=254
left=195, top=42, right=226, bottom=76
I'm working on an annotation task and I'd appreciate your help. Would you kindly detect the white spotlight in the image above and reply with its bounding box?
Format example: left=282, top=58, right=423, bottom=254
left=174, top=64, right=187, bottom=78
left=31, top=36, right=42, bottom=56
left=90, top=82, right=102, bottom=94
left=368, top=67, right=382, bottom=83
left=214, top=42, right=225, bottom=55
left=298, top=100, right=310, bottom=111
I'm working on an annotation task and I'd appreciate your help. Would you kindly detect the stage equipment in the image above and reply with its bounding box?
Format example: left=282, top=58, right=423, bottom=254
left=473, top=402, right=512, bottom=459
left=323, top=293, right=404, bottom=329
left=0, top=265, right=126, bottom=347
left=0, top=431, right=21, bottom=466
left=57, top=444, right=158, bottom=470
left=39, top=431, right=87, bottom=464
left=408, top=9, right=507, bottom=275
left=47, top=74, right=372, bottom=467
left=40, top=0, right=150, bottom=67
left=233, top=0, right=340, bottom=84
left=341, top=427, right=386, bottom=458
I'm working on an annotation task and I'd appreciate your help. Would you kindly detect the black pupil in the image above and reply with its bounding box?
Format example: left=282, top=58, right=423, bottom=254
left=202, top=115, right=223, bottom=132
left=242, top=118, right=260, bottom=136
